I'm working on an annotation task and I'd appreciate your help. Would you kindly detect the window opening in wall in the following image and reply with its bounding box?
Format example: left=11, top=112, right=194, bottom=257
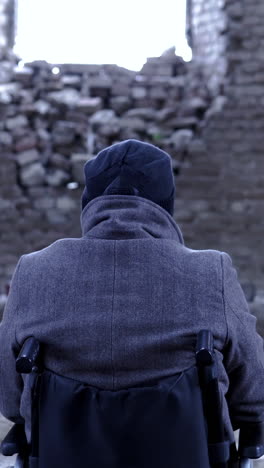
left=14, top=0, right=192, bottom=70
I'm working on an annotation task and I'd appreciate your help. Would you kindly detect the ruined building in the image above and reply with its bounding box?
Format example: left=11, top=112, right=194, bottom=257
left=0, top=0, right=263, bottom=334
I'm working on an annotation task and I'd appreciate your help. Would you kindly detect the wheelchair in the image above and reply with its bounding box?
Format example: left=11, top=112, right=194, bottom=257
left=1, top=330, right=263, bottom=468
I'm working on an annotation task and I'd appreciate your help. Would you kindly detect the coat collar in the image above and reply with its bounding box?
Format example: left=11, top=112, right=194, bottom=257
left=80, top=195, right=184, bottom=243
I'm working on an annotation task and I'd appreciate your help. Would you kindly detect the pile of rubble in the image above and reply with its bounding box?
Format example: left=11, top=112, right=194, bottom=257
left=0, top=48, right=212, bottom=190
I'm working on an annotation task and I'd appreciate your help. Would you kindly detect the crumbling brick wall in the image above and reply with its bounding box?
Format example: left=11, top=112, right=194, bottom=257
left=184, top=0, right=264, bottom=332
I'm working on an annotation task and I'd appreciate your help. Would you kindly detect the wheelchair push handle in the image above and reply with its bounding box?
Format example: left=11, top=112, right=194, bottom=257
left=16, top=336, right=40, bottom=374
left=195, top=329, right=214, bottom=366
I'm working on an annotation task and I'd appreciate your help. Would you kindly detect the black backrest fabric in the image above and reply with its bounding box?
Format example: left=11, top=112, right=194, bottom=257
left=36, top=365, right=210, bottom=468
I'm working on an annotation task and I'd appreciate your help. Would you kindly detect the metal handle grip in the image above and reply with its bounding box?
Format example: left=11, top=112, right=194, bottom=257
left=196, top=329, right=214, bottom=366
left=16, top=337, right=40, bottom=374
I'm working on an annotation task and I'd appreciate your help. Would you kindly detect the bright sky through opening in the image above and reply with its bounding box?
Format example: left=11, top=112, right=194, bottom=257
left=14, top=0, right=192, bottom=70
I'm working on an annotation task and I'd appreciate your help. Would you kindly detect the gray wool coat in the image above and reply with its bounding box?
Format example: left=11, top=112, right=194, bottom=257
left=0, top=195, right=264, bottom=443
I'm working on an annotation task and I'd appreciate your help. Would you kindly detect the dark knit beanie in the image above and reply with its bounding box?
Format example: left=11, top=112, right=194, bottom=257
left=81, top=139, right=175, bottom=216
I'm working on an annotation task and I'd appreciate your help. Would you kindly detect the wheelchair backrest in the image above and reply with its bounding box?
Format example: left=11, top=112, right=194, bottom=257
left=13, top=330, right=233, bottom=468
left=35, top=365, right=210, bottom=468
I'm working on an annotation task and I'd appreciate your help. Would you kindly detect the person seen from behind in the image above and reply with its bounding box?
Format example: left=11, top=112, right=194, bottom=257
left=0, top=139, right=263, bottom=445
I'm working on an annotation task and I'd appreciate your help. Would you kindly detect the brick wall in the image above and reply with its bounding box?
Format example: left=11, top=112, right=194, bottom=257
left=183, top=0, right=264, bottom=332
left=0, top=0, right=15, bottom=53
